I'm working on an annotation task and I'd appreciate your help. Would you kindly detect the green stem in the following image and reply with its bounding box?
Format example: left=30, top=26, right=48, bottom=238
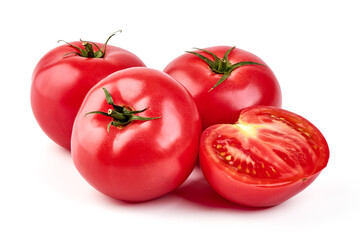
left=86, top=88, right=161, bottom=132
left=186, top=46, right=266, bottom=91
left=107, top=109, right=127, bottom=122
left=59, top=30, right=122, bottom=58
left=217, top=59, right=228, bottom=72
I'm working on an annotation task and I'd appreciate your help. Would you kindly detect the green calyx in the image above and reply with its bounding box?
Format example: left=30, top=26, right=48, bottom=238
left=186, top=46, right=265, bottom=91
left=58, top=30, right=122, bottom=58
left=86, top=88, right=161, bottom=132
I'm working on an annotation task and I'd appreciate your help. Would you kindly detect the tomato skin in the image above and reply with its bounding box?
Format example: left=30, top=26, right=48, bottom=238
left=200, top=144, right=321, bottom=207
left=71, top=68, right=202, bottom=202
left=31, top=42, right=145, bottom=149
left=199, top=106, right=329, bottom=207
left=164, top=46, right=282, bottom=129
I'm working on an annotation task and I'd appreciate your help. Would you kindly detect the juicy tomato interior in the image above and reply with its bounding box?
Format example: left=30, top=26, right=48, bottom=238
left=209, top=107, right=329, bottom=185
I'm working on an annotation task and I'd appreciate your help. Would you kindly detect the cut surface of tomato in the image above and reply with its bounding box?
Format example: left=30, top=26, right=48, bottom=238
left=199, top=106, right=329, bottom=207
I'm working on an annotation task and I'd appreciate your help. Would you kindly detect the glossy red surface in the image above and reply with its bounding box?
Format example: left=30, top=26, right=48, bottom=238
left=71, top=68, right=202, bottom=201
left=164, top=46, right=282, bottom=129
left=31, top=42, right=145, bottom=149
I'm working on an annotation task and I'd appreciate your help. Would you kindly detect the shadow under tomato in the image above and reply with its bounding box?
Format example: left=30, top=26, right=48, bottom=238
left=46, top=140, right=72, bottom=156
left=92, top=166, right=273, bottom=212
left=172, top=166, right=270, bottom=211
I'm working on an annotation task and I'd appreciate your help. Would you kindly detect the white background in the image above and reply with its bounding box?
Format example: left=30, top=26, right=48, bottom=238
left=1, top=0, right=359, bottom=239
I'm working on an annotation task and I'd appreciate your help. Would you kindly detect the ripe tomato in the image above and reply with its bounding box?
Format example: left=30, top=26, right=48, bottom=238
left=31, top=32, right=145, bottom=149
left=164, top=46, right=282, bottom=129
left=199, top=106, right=329, bottom=207
left=71, top=68, right=202, bottom=202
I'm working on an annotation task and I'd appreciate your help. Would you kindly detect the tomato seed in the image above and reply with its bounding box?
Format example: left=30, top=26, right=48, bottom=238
left=302, top=132, right=311, bottom=138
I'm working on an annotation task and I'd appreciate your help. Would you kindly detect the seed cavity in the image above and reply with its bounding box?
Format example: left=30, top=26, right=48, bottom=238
left=213, top=136, right=279, bottom=178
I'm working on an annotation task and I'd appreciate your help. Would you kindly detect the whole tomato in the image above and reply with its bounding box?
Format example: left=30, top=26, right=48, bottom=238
left=31, top=31, right=145, bottom=149
left=164, top=46, right=282, bottom=129
left=71, top=68, right=202, bottom=202
left=199, top=106, right=329, bottom=207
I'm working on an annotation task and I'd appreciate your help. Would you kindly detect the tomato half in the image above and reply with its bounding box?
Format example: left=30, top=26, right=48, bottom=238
left=164, top=46, right=282, bottom=129
left=31, top=34, right=145, bottom=149
left=199, top=106, right=329, bottom=207
left=71, top=68, right=202, bottom=202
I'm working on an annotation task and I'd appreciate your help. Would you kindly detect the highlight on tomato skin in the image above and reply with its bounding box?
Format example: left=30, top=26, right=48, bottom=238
left=164, top=46, right=282, bottom=130
left=30, top=31, right=146, bottom=150
left=71, top=68, right=202, bottom=202
left=199, top=106, right=329, bottom=207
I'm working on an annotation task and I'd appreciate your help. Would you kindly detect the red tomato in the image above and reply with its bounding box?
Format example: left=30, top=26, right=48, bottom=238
left=31, top=32, right=145, bottom=149
left=164, top=46, right=282, bottom=129
left=199, top=106, right=329, bottom=207
left=71, top=68, right=202, bottom=202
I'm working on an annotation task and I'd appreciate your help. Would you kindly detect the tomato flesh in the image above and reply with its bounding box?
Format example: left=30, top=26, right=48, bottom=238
left=199, top=106, right=329, bottom=207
